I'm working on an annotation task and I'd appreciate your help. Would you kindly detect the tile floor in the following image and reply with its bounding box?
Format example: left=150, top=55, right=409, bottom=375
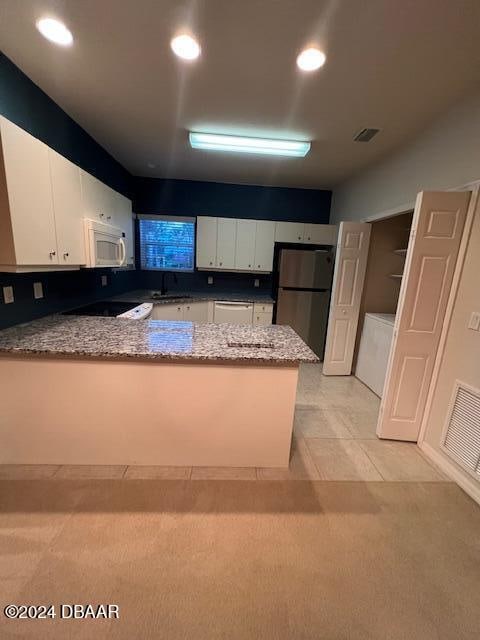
left=0, top=364, right=447, bottom=483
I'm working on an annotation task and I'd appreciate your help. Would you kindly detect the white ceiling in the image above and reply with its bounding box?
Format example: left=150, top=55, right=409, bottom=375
left=1, top=0, right=480, bottom=189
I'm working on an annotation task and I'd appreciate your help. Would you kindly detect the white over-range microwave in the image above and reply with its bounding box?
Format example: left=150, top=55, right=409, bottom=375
left=83, top=219, right=127, bottom=268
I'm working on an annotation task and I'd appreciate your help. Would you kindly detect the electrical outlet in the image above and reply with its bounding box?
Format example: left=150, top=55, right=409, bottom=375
left=33, top=282, right=44, bottom=300
left=254, top=279, right=260, bottom=288
left=2, top=285, right=14, bottom=304
left=468, top=311, right=480, bottom=331
left=207, top=276, right=214, bottom=285
left=101, top=275, right=108, bottom=287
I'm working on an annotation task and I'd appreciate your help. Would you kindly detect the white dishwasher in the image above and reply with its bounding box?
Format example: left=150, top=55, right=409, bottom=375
left=213, top=301, right=254, bottom=324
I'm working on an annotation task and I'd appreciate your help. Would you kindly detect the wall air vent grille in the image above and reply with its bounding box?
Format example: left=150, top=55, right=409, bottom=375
left=354, top=128, right=380, bottom=142
left=442, top=382, right=480, bottom=478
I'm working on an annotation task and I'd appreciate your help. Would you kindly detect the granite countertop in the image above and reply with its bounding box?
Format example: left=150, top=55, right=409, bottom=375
left=112, top=289, right=275, bottom=305
left=0, top=315, right=319, bottom=365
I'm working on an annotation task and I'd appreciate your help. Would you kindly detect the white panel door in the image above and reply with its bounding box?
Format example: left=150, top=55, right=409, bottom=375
left=304, top=224, right=338, bottom=245
left=377, top=190, right=471, bottom=441
left=216, top=218, right=236, bottom=269
left=323, top=222, right=371, bottom=375
left=49, top=149, right=86, bottom=266
left=254, top=220, right=275, bottom=271
left=196, top=216, right=217, bottom=268
left=275, top=221, right=304, bottom=243
left=235, top=219, right=256, bottom=270
left=0, top=116, right=58, bottom=265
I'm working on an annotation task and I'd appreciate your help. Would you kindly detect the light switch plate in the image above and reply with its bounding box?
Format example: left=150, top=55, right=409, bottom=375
left=207, top=276, right=213, bottom=285
left=3, top=285, right=14, bottom=304
left=101, top=275, right=108, bottom=287
left=33, top=282, right=44, bottom=300
left=254, top=279, right=260, bottom=288
left=468, top=311, right=480, bottom=331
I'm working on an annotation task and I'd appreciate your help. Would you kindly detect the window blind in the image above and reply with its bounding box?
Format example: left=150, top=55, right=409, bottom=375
left=138, top=216, right=195, bottom=271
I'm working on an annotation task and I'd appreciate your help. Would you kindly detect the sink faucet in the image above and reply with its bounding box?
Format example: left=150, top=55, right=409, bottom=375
left=160, top=271, right=177, bottom=295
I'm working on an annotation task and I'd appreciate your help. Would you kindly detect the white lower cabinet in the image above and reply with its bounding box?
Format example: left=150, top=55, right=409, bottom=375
left=183, top=301, right=211, bottom=322
left=253, top=302, right=273, bottom=326
left=151, top=300, right=272, bottom=325
left=253, top=312, right=273, bottom=326
left=151, top=303, right=184, bottom=321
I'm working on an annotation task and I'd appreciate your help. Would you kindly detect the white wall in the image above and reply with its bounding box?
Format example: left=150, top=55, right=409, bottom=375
left=421, top=199, right=480, bottom=503
left=331, top=89, right=480, bottom=222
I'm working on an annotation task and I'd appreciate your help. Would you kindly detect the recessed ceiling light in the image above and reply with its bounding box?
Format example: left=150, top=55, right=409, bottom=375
left=296, top=47, right=326, bottom=72
left=36, top=17, right=73, bottom=46
left=170, top=34, right=201, bottom=61
left=189, top=132, right=311, bottom=157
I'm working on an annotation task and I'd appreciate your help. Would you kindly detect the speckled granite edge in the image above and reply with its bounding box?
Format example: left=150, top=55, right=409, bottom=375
left=0, top=315, right=319, bottom=365
left=112, top=289, right=275, bottom=305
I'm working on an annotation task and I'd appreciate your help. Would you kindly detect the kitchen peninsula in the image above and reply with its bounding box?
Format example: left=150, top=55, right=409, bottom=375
left=0, top=315, right=317, bottom=468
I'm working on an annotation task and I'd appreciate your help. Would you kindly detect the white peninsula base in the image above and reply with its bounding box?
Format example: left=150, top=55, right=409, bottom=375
left=0, top=357, right=299, bottom=468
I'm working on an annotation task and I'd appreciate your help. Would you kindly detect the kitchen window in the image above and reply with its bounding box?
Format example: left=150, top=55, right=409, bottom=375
left=138, top=215, right=195, bottom=271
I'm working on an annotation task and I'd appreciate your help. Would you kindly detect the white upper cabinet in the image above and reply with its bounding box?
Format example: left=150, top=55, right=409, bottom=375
left=197, top=217, right=336, bottom=273
left=235, top=219, right=256, bottom=270
left=254, top=221, right=275, bottom=271
left=49, top=149, right=86, bottom=266
left=0, top=116, right=58, bottom=267
left=0, top=117, right=133, bottom=271
left=275, top=222, right=304, bottom=243
left=196, top=216, right=217, bottom=268
left=304, top=223, right=337, bottom=245
left=216, top=218, right=236, bottom=269
left=114, top=191, right=134, bottom=265
left=275, top=221, right=337, bottom=245
left=80, top=170, right=112, bottom=223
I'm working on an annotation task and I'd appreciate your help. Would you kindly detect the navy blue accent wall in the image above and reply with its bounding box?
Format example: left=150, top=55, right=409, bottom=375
left=133, top=178, right=331, bottom=223
left=0, top=269, right=139, bottom=330
left=0, top=52, right=130, bottom=196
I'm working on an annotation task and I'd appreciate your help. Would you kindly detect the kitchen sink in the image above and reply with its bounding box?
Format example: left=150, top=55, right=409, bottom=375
left=150, top=292, right=192, bottom=300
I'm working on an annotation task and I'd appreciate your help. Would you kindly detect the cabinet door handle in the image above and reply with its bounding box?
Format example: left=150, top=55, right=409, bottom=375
left=248, top=264, right=251, bottom=268
left=99, top=213, right=104, bottom=218
left=63, top=252, right=69, bottom=259
left=49, top=251, right=56, bottom=258
left=209, top=261, right=213, bottom=266
left=219, top=262, right=223, bottom=266
left=297, top=236, right=302, bottom=240
left=107, top=216, right=111, bottom=220
left=307, top=237, right=311, bottom=240
left=257, top=264, right=261, bottom=268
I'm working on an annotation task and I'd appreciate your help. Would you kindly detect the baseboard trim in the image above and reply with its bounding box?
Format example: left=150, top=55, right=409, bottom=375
left=420, top=441, right=480, bottom=506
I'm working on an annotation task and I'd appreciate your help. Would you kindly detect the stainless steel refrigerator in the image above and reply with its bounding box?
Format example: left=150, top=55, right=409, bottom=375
left=276, top=249, right=334, bottom=359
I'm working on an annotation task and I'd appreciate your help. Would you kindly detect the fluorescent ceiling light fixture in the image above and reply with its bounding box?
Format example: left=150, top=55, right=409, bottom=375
left=170, top=34, right=201, bottom=60
left=189, top=133, right=311, bottom=157
left=296, top=48, right=326, bottom=72
left=36, top=18, right=73, bottom=46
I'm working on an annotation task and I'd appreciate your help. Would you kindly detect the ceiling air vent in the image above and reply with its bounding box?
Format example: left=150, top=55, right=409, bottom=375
left=354, top=128, right=380, bottom=142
